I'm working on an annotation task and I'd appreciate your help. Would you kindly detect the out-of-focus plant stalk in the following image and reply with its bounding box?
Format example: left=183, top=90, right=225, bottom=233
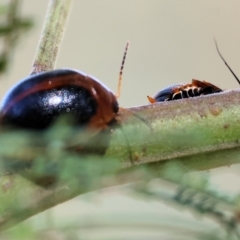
left=30, top=0, right=72, bottom=74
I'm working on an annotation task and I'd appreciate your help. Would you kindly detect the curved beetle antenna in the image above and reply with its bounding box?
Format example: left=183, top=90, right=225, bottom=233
left=116, top=41, right=130, bottom=98
left=114, top=42, right=152, bottom=165
left=214, top=39, right=240, bottom=85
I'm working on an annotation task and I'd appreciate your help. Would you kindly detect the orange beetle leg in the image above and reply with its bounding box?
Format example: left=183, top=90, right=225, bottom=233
left=147, top=96, right=156, bottom=104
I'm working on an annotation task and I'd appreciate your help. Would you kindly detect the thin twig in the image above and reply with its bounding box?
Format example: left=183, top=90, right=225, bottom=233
left=30, top=0, right=72, bottom=74
left=214, top=39, right=240, bottom=85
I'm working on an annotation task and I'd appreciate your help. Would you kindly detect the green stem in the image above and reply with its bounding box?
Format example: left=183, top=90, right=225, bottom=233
left=111, top=89, right=240, bottom=170
left=1, top=87, right=240, bottom=231
left=30, top=0, right=72, bottom=74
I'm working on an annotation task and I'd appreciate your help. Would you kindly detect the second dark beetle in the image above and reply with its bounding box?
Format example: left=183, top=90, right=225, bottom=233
left=147, top=41, right=240, bottom=103
left=147, top=79, right=222, bottom=103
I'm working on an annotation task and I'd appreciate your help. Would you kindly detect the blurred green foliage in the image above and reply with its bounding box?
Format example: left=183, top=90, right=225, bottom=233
left=0, top=120, right=240, bottom=239
left=0, top=0, right=33, bottom=73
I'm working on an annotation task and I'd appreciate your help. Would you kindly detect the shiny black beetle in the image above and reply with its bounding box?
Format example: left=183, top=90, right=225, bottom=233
left=0, top=42, right=130, bottom=187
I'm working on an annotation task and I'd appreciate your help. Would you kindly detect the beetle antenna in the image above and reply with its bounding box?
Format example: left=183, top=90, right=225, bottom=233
left=119, top=107, right=153, bottom=131
left=214, top=39, right=240, bottom=85
left=116, top=41, right=130, bottom=98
